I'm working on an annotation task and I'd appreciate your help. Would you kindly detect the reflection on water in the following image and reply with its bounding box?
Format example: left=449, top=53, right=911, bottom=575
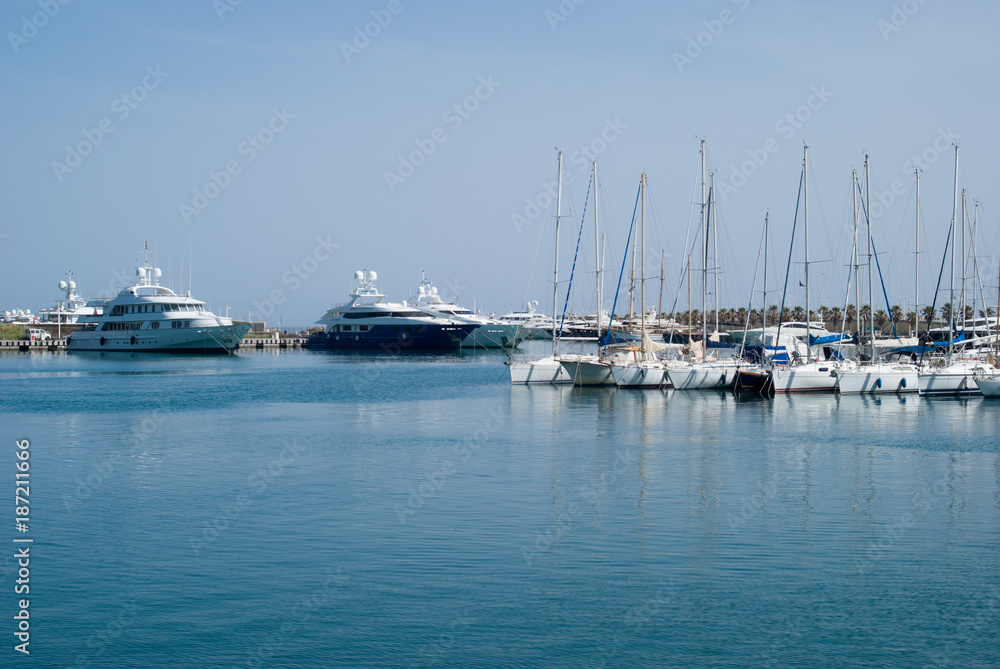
left=2, top=352, right=999, bottom=668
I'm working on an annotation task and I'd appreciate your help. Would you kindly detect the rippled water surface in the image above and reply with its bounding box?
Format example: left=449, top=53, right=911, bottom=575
left=2, top=345, right=999, bottom=668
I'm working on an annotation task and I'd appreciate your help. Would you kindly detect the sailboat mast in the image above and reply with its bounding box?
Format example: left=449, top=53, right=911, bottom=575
left=961, top=189, right=967, bottom=334
left=700, top=140, right=707, bottom=344
left=712, top=172, right=719, bottom=335
left=641, top=172, right=646, bottom=335
left=552, top=151, right=563, bottom=358
left=949, top=146, right=959, bottom=364
left=593, top=160, right=601, bottom=332
left=865, top=155, right=875, bottom=360
left=762, top=212, right=768, bottom=333
left=803, top=145, right=811, bottom=364
left=852, top=168, right=860, bottom=338
left=658, top=250, right=664, bottom=330
left=914, top=169, right=920, bottom=337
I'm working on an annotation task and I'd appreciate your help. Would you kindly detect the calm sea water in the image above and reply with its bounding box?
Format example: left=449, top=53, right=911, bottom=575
left=2, top=343, right=999, bottom=668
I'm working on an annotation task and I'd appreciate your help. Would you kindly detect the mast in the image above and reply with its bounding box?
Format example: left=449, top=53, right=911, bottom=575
left=712, top=172, right=719, bottom=335
left=961, top=189, right=967, bottom=335
left=803, top=145, right=811, bottom=364
left=593, top=160, right=601, bottom=333
left=700, top=140, right=707, bottom=345
left=865, top=155, right=875, bottom=361
left=552, top=150, right=563, bottom=358
left=762, top=213, right=768, bottom=333
left=703, top=185, right=710, bottom=347
left=914, top=169, right=920, bottom=337
left=658, top=250, right=664, bottom=330
left=640, top=172, right=646, bottom=337
left=949, top=146, right=959, bottom=364
left=852, top=168, right=860, bottom=338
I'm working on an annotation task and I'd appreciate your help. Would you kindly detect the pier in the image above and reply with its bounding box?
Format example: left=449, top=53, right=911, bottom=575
left=0, top=335, right=308, bottom=352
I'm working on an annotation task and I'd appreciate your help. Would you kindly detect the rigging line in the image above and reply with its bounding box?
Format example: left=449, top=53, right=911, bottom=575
left=775, top=166, right=806, bottom=363
left=558, top=173, right=592, bottom=338
left=604, top=182, right=641, bottom=350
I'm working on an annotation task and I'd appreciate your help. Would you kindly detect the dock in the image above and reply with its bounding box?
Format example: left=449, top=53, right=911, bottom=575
left=0, top=336, right=309, bottom=352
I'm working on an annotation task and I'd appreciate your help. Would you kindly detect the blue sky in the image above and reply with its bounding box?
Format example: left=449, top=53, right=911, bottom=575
left=2, top=0, right=999, bottom=327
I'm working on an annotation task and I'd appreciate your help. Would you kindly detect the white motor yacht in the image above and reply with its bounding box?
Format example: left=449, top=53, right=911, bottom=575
left=66, top=252, right=250, bottom=353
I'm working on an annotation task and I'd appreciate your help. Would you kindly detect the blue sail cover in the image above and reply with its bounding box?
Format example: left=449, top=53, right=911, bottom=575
left=808, top=332, right=852, bottom=346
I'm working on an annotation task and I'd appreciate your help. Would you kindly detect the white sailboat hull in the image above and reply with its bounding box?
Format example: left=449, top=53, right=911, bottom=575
left=667, top=363, right=738, bottom=390
left=610, top=363, right=669, bottom=389
left=918, top=362, right=984, bottom=396
left=559, top=356, right=615, bottom=386
left=975, top=376, right=1000, bottom=397
left=507, top=357, right=572, bottom=385
left=836, top=364, right=918, bottom=394
left=770, top=362, right=839, bottom=393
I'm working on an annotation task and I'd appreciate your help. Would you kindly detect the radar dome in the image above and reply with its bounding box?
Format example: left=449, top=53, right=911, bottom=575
left=354, top=270, right=364, bottom=281
left=418, top=286, right=426, bottom=296
left=68, top=280, right=76, bottom=290
left=59, top=281, right=68, bottom=290
left=430, top=286, right=438, bottom=295
left=368, top=271, right=377, bottom=282
left=137, top=267, right=147, bottom=279
left=154, top=268, right=162, bottom=279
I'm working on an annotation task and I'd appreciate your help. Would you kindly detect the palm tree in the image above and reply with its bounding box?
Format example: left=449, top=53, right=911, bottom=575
left=921, top=305, right=936, bottom=328
left=860, top=305, right=871, bottom=329
left=941, top=302, right=952, bottom=324
left=846, top=304, right=857, bottom=329
left=874, top=309, right=889, bottom=331
left=792, top=306, right=805, bottom=322
left=890, top=305, right=904, bottom=324
left=766, top=305, right=780, bottom=325
left=830, top=306, right=843, bottom=327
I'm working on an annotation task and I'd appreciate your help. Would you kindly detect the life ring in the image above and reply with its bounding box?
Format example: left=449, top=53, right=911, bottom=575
left=100, top=337, right=106, bottom=346
left=130, top=336, right=136, bottom=345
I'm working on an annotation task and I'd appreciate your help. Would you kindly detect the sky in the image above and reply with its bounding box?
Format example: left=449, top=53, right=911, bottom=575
left=2, top=0, right=999, bottom=328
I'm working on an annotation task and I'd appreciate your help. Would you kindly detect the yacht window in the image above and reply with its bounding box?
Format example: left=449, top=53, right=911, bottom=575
left=359, top=325, right=369, bottom=331
left=151, top=322, right=159, bottom=329
left=343, top=325, right=352, bottom=332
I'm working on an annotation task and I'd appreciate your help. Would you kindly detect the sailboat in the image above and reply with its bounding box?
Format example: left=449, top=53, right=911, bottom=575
left=609, top=173, right=671, bottom=388
left=917, top=146, right=995, bottom=395
left=837, top=156, right=918, bottom=394
left=558, top=160, right=621, bottom=386
left=668, top=145, right=739, bottom=390
left=767, top=145, right=847, bottom=393
left=507, top=151, right=573, bottom=385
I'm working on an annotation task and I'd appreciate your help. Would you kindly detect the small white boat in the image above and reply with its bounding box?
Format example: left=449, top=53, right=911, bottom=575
left=918, top=359, right=992, bottom=396
left=609, top=360, right=670, bottom=389
left=507, top=356, right=572, bottom=385
left=975, top=374, right=1000, bottom=397
left=836, top=362, right=918, bottom=394
left=770, top=360, right=842, bottom=394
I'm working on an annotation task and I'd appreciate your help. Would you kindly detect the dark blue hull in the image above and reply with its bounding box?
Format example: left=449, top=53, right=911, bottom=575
left=305, top=323, right=478, bottom=351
